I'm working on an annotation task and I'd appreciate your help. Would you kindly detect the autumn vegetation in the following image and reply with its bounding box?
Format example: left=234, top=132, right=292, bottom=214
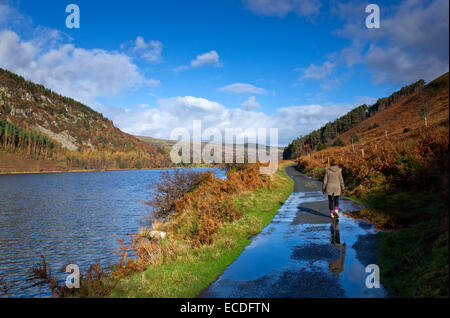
left=0, top=68, right=170, bottom=173
left=28, top=162, right=293, bottom=297
left=283, top=79, right=425, bottom=159
left=294, top=72, right=449, bottom=297
left=110, top=162, right=292, bottom=297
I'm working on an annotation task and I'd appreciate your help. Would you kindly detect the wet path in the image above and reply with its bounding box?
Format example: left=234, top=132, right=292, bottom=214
left=199, top=165, right=386, bottom=298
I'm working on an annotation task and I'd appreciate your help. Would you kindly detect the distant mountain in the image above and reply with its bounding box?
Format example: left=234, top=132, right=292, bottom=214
left=0, top=68, right=170, bottom=173
left=137, top=136, right=284, bottom=163
left=283, top=75, right=447, bottom=159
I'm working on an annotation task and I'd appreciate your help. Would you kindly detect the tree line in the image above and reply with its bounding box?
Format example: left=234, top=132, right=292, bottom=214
left=0, top=117, right=56, bottom=159
left=0, top=117, right=171, bottom=169
left=1, top=67, right=172, bottom=170
left=283, top=79, right=425, bottom=159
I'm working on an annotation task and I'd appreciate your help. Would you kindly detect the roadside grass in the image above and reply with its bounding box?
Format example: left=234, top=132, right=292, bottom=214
left=296, top=159, right=449, bottom=298
left=346, top=189, right=447, bottom=229
left=108, top=162, right=294, bottom=297
left=379, top=218, right=449, bottom=297
left=350, top=187, right=449, bottom=297
left=305, top=166, right=325, bottom=180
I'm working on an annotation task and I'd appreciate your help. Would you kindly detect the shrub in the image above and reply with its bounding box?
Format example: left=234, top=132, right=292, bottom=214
left=147, top=164, right=270, bottom=246
left=333, top=138, right=345, bottom=147
left=368, top=123, right=380, bottom=130
left=29, top=255, right=116, bottom=297
left=350, top=133, right=359, bottom=142
left=317, top=143, right=329, bottom=151
left=391, top=154, right=425, bottom=187
left=146, top=169, right=206, bottom=219
left=307, top=167, right=325, bottom=179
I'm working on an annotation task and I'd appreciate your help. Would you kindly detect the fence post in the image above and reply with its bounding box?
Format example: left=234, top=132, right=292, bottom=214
left=327, top=157, right=330, bottom=166
left=361, top=149, right=365, bottom=158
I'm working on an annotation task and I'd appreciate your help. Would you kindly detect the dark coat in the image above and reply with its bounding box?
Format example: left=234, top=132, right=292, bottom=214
left=322, top=165, right=345, bottom=196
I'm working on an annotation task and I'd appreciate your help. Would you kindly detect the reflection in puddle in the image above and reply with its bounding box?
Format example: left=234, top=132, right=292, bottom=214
left=329, top=219, right=346, bottom=275
left=200, top=169, right=387, bottom=298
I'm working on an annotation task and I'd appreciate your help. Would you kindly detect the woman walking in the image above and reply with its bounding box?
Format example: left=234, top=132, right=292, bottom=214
left=322, top=158, right=345, bottom=218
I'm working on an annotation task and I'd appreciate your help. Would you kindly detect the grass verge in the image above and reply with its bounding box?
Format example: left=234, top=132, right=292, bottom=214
left=378, top=218, right=448, bottom=297
left=359, top=189, right=448, bottom=297
left=297, top=164, right=449, bottom=297
left=108, top=162, right=294, bottom=297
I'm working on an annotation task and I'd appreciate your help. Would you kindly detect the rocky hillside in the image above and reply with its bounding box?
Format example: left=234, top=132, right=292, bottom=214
left=0, top=68, right=170, bottom=173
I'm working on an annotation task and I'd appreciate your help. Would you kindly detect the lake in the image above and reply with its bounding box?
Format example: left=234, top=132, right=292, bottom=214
left=0, top=168, right=225, bottom=297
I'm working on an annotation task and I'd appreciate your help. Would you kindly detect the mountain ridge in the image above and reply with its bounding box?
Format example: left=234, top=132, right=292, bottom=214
left=0, top=68, right=170, bottom=173
left=283, top=76, right=435, bottom=159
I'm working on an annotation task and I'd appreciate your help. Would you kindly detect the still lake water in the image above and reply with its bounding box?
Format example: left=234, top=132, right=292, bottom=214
left=0, top=168, right=225, bottom=297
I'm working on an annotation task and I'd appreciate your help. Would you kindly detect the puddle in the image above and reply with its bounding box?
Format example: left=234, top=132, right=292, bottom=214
left=199, top=168, right=387, bottom=298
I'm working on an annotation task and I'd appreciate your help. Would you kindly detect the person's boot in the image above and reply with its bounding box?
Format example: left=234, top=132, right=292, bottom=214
left=334, top=207, right=339, bottom=218
left=330, top=210, right=335, bottom=218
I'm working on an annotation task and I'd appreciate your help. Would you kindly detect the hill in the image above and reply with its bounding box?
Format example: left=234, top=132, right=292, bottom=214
left=0, top=68, right=170, bottom=173
left=137, top=136, right=284, bottom=163
left=294, top=72, right=449, bottom=297
left=336, top=73, right=448, bottom=146
left=283, top=78, right=426, bottom=159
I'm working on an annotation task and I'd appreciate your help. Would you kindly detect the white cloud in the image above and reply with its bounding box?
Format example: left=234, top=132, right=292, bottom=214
left=0, top=30, right=158, bottom=105
left=0, top=2, right=11, bottom=24
left=132, top=36, right=163, bottom=63
left=219, top=83, right=267, bottom=94
left=299, top=61, right=335, bottom=80
left=133, top=36, right=149, bottom=50
left=145, top=78, right=161, bottom=86
left=0, top=2, right=29, bottom=29
left=191, top=50, right=221, bottom=67
left=136, top=103, right=151, bottom=109
left=0, top=30, right=36, bottom=70
left=175, top=50, right=222, bottom=71
left=334, top=0, right=449, bottom=84
left=242, top=0, right=321, bottom=18
left=296, top=61, right=342, bottom=90
left=241, top=96, right=260, bottom=110
left=98, top=96, right=352, bottom=146
left=355, top=96, right=378, bottom=106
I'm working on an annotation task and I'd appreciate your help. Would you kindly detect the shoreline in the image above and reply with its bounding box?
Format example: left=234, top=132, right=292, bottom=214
left=0, top=164, right=222, bottom=176
left=108, top=161, right=295, bottom=297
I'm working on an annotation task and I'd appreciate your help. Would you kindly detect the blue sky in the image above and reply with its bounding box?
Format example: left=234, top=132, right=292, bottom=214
left=0, top=0, right=448, bottom=144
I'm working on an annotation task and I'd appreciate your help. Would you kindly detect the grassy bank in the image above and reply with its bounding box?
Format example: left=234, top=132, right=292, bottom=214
left=300, top=165, right=448, bottom=297
left=346, top=187, right=448, bottom=297
left=108, top=162, right=294, bottom=297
